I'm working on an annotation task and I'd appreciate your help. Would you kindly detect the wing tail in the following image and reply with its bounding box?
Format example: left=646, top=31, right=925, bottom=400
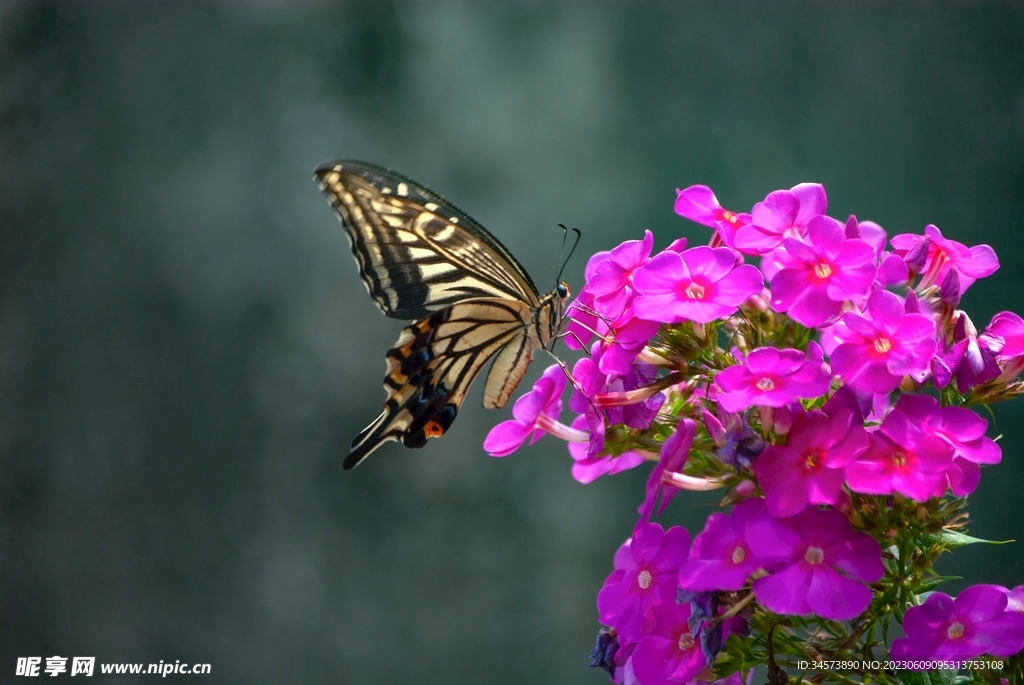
left=345, top=410, right=397, bottom=470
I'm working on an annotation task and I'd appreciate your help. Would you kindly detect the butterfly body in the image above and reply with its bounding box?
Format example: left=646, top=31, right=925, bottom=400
left=315, top=161, right=568, bottom=469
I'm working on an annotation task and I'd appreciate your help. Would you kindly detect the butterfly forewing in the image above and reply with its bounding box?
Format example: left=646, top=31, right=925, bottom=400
left=315, top=160, right=567, bottom=469
left=315, top=161, right=541, bottom=319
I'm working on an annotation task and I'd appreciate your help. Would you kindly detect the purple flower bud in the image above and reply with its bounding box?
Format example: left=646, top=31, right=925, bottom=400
left=903, top=236, right=930, bottom=275
left=939, top=268, right=961, bottom=307
left=589, top=627, right=620, bottom=678
left=844, top=214, right=861, bottom=240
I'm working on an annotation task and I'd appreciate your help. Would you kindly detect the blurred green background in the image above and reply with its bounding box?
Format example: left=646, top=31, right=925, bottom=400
left=2, top=3, right=1023, bottom=683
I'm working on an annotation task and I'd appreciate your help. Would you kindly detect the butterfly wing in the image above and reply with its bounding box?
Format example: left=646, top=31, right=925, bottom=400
left=315, top=160, right=542, bottom=319
left=345, top=297, right=545, bottom=470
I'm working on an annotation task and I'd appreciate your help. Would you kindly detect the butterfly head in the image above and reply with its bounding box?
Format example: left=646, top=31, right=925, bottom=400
left=557, top=281, right=571, bottom=300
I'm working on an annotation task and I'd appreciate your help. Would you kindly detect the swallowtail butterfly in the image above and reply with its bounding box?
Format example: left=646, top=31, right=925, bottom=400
left=315, top=161, right=570, bottom=469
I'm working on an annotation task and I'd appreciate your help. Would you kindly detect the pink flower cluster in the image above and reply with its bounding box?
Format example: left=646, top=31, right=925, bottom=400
left=484, top=180, right=1024, bottom=682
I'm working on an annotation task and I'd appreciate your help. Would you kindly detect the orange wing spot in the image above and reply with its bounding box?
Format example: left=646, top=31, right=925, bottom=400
left=416, top=320, right=432, bottom=333
left=424, top=421, right=445, bottom=438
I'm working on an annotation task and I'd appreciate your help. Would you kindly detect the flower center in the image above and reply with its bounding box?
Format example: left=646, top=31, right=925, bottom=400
left=873, top=337, right=893, bottom=355
left=685, top=282, right=706, bottom=300
left=756, top=377, right=775, bottom=392
left=731, top=545, right=746, bottom=565
left=947, top=621, right=965, bottom=640
left=891, top=451, right=908, bottom=468
left=637, top=570, right=652, bottom=590
left=677, top=632, right=695, bottom=651
left=813, top=263, right=833, bottom=280
left=804, top=546, right=824, bottom=565
left=721, top=210, right=738, bottom=225
left=803, top=449, right=825, bottom=471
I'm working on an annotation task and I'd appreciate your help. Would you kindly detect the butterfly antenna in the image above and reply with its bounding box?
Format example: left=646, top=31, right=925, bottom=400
left=555, top=227, right=582, bottom=285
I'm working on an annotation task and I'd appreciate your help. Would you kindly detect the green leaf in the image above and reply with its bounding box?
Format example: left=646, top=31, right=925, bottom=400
left=916, top=575, right=960, bottom=593
left=894, top=668, right=959, bottom=685
left=939, top=530, right=1012, bottom=548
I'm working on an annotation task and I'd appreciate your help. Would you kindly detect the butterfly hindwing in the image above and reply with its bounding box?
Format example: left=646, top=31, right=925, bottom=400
left=345, top=298, right=539, bottom=469
left=315, top=161, right=541, bottom=320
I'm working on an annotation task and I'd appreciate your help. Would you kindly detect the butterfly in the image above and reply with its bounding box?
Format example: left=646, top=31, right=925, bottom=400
left=314, top=161, right=571, bottom=469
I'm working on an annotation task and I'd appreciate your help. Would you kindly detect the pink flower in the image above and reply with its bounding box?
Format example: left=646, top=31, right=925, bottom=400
left=884, top=394, right=999, bottom=497
left=591, top=312, right=661, bottom=376
left=829, top=289, right=937, bottom=394
left=769, top=216, right=877, bottom=327
left=733, top=183, right=827, bottom=254
left=628, top=600, right=707, bottom=685
left=845, top=400, right=955, bottom=501
left=565, top=237, right=686, bottom=352
left=986, top=311, right=1024, bottom=382
left=597, top=522, right=691, bottom=640
left=640, top=419, right=696, bottom=518
left=754, top=407, right=870, bottom=518
left=483, top=365, right=579, bottom=456
left=932, top=312, right=1001, bottom=393
left=633, top=246, right=764, bottom=324
left=890, top=224, right=999, bottom=295
left=588, top=231, right=684, bottom=322
left=568, top=417, right=646, bottom=483
left=678, top=498, right=767, bottom=591
left=892, top=585, right=1024, bottom=661
left=713, top=343, right=831, bottom=413
left=674, top=185, right=750, bottom=249
left=747, top=507, right=884, bottom=621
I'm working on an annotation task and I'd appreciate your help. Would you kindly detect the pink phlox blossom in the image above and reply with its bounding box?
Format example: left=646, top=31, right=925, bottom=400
left=632, top=246, right=764, bottom=324
left=565, top=358, right=646, bottom=482
left=597, top=521, right=691, bottom=641
left=932, top=312, right=1000, bottom=393
left=605, top=363, right=666, bottom=431
left=893, top=395, right=1000, bottom=466
left=890, top=224, right=999, bottom=296
left=640, top=419, right=696, bottom=518
left=891, top=585, right=1024, bottom=661
left=628, top=600, right=708, bottom=685
left=570, top=355, right=614, bottom=454
left=1003, top=584, right=1024, bottom=614
left=483, top=365, right=576, bottom=457
left=674, top=184, right=751, bottom=249
left=754, top=406, right=870, bottom=518
left=678, top=498, right=767, bottom=591
left=747, top=507, right=883, bottom=621
left=886, top=394, right=998, bottom=497
left=592, top=313, right=663, bottom=376
left=845, top=398, right=955, bottom=501
left=565, top=237, right=685, bottom=352
left=714, top=342, right=830, bottom=413
left=733, top=183, right=827, bottom=254
left=768, top=216, right=877, bottom=327
left=567, top=414, right=646, bottom=483
left=588, top=231, right=688, bottom=322
left=844, top=214, right=908, bottom=288
left=985, top=311, right=1024, bottom=383
left=563, top=246, right=615, bottom=351
left=829, top=289, right=937, bottom=394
